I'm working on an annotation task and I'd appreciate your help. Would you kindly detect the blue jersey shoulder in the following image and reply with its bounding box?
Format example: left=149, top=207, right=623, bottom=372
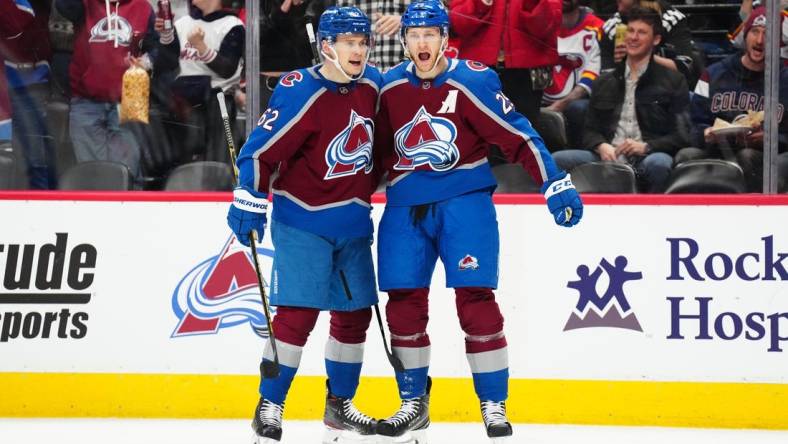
left=448, top=59, right=503, bottom=96
left=267, top=68, right=325, bottom=112
left=359, top=64, right=384, bottom=90
left=381, top=62, right=410, bottom=87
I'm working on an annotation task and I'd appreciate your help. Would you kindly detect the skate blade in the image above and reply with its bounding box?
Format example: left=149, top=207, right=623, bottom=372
left=489, top=437, right=511, bottom=443
left=380, top=428, right=427, bottom=444
left=251, top=431, right=281, bottom=444
left=322, top=427, right=379, bottom=444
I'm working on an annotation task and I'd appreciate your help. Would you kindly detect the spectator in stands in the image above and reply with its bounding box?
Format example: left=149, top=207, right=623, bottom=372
left=156, top=0, right=244, bottom=165
left=57, top=0, right=158, bottom=186
left=48, top=1, right=76, bottom=98
left=449, top=0, right=560, bottom=166
left=543, top=0, right=604, bottom=149
left=730, top=0, right=788, bottom=63
left=449, top=0, right=560, bottom=127
left=0, top=0, right=36, bottom=144
left=553, top=6, right=690, bottom=193
left=2, top=0, right=58, bottom=189
left=252, top=0, right=328, bottom=107
left=601, top=0, right=703, bottom=88
left=683, top=7, right=788, bottom=192
left=336, top=0, right=410, bottom=71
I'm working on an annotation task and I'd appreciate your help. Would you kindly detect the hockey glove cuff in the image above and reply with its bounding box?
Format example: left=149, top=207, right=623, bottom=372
left=542, top=173, right=583, bottom=227
left=227, top=186, right=268, bottom=246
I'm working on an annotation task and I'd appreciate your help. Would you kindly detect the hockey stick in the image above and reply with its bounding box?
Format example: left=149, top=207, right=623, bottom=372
left=306, top=22, right=320, bottom=65
left=339, top=270, right=405, bottom=373
left=217, top=92, right=280, bottom=379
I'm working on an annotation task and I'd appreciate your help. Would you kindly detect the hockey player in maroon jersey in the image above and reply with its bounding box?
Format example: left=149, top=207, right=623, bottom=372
left=373, top=1, right=583, bottom=442
left=226, top=6, right=383, bottom=444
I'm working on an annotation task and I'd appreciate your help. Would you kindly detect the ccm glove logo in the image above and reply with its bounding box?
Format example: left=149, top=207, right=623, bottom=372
left=544, top=176, right=576, bottom=199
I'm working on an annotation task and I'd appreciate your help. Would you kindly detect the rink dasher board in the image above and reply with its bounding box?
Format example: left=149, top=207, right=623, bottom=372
left=0, top=192, right=787, bottom=428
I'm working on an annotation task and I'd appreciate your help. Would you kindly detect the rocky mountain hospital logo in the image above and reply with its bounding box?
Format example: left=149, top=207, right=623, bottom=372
left=171, top=235, right=273, bottom=338
left=564, top=256, right=643, bottom=332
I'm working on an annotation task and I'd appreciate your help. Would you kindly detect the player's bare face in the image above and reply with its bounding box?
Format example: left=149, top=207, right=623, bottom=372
left=405, top=27, right=443, bottom=75
left=333, top=34, right=370, bottom=77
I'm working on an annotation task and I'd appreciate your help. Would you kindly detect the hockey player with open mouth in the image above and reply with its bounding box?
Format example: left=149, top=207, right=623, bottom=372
left=373, top=1, right=584, bottom=442
left=226, top=6, right=383, bottom=444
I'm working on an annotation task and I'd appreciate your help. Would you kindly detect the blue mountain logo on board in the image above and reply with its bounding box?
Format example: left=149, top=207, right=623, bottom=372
left=564, top=256, right=643, bottom=332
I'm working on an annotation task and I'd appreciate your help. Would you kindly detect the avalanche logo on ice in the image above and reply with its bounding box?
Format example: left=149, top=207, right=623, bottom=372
left=324, top=110, right=374, bottom=179
left=171, top=236, right=274, bottom=338
left=393, top=106, right=459, bottom=172
left=564, top=256, right=643, bottom=332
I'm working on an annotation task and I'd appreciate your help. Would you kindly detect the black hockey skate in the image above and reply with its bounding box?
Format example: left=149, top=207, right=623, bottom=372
left=251, top=397, right=284, bottom=443
left=376, top=377, right=431, bottom=443
left=323, top=380, right=378, bottom=443
left=480, top=400, right=513, bottom=442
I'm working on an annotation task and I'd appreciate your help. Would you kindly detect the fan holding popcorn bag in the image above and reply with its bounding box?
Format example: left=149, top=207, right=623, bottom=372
left=120, top=30, right=151, bottom=124
left=56, top=0, right=159, bottom=186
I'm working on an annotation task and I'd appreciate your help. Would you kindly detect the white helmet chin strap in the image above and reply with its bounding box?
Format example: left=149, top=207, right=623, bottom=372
left=401, top=34, right=449, bottom=78
left=321, top=40, right=368, bottom=82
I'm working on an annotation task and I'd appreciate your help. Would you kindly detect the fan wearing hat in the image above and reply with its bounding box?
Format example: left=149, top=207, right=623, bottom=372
left=683, top=7, right=788, bottom=192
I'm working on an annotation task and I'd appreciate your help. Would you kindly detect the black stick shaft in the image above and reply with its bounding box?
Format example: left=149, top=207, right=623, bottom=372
left=217, top=92, right=280, bottom=379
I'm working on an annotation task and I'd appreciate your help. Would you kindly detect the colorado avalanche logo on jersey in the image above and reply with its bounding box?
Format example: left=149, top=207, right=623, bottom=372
left=394, top=106, right=459, bottom=171
left=324, top=110, right=374, bottom=179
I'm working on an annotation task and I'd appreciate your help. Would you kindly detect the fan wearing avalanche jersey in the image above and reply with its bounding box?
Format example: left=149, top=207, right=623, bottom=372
left=226, top=7, right=382, bottom=444
left=372, top=1, right=583, bottom=442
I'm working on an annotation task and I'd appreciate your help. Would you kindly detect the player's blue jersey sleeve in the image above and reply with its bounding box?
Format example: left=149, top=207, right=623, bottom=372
left=449, top=61, right=564, bottom=184
left=236, top=70, right=323, bottom=194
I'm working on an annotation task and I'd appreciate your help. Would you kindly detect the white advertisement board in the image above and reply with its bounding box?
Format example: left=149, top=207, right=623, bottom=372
left=1, top=198, right=786, bottom=384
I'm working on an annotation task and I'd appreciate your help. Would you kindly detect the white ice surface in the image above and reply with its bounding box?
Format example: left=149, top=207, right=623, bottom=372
left=2, top=419, right=788, bottom=444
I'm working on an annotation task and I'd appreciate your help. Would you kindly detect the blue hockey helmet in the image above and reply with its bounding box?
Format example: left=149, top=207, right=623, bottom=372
left=401, top=0, right=450, bottom=37
left=318, top=6, right=372, bottom=43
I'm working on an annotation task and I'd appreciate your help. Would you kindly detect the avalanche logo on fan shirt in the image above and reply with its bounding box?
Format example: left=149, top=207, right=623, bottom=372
left=171, top=236, right=274, bottom=338
left=564, top=255, right=643, bottom=332
left=89, top=15, right=132, bottom=45
left=324, top=110, right=374, bottom=179
left=458, top=254, right=479, bottom=270
left=393, top=106, right=459, bottom=171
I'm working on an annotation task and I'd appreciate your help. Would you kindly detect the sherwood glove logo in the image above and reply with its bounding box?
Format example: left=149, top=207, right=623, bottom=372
left=0, top=233, right=95, bottom=342
left=564, top=256, right=643, bottom=332
left=171, top=235, right=274, bottom=338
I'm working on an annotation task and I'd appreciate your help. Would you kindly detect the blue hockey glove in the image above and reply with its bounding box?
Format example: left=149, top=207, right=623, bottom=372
left=542, top=173, right=583, bottom=227
left=227, top=186, right=268, bottom=246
